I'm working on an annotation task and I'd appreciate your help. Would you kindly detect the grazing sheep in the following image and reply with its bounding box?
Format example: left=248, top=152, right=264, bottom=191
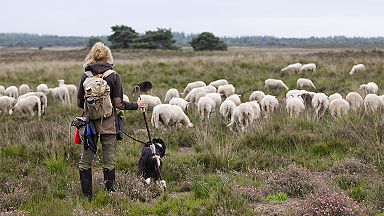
left=169, top=97, right=190, bottom=112
left=349, top=64, right=365, bottom=75
left=123, top=94, right=130, bottom=102
left=359, top=82, right=378, bottom=94
left=264, top=79, right=289, bottom=91
left=346, top=92, right=364, bottom=111
left=227, top=103, right=255, bottom=131
left=206, top=93, right=222, bottom=108
left=164, top=88, right=180, bottom=103
left=260, top=95, right=279, bottom=117
left=286, top=94, right=305, bottom=117
left=299, top=63, right=316, bottom=72
left=329, top=98, right=350, bottom=118
left=185, top=86, right=216, bottom=103
left=312, top=93, right=329, bottom=120
left=36, top=84, right=49, bottom=94
left=47, top=87, right=70, bottom=104
left=18, top=92, right=48, bottom=114
left=246, top=101, right=261, bottom=120
left=329, top=93, right=343, bottom=103
left=225, top=94, right=242, bottom=106
left=0, top=85, right=5, bottom=95
left=5, top=86, right=19, bottom=99
left=209, top=79, right=228, bottom=89
left=9, top=95, right=41, bottom=117
left=364, top=94, right=383, bottom=112
left=151, top=104, right=193, bottom=129
left=297, top=78, right=316, bottom=90
left=19, top=84, right=31, bottom=95
left=139, top=94, right=162, bottom=111
left=58, top=79, right=77, bottom=102
left=0, top=96, right=16, bottom=113
left=197, top=96, right=216, bottom=120
left=218, top=84, right=235, bottom=98
left=281, top=63, right=302, bottom=73
left=183, top=81, right=206, bottom=96
left=249, top=91, right=265, bottom=102
left=286, top=89, right=307, bottom=98
left=219, top=100, right=237, bottom=120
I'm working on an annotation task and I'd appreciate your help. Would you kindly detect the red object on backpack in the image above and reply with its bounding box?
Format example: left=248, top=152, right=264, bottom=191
left=74, top=128, right=81, bottom=144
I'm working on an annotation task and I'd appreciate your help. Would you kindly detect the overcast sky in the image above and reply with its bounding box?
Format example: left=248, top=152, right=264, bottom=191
left=2, top=0, right=384, bottom=37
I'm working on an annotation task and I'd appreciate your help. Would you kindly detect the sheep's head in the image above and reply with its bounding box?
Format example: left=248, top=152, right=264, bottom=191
left=359, top=84, right=367, bottom=91
left=8, top=108, right=14, bottom=115
left=187, top=123, right=194, bottom=128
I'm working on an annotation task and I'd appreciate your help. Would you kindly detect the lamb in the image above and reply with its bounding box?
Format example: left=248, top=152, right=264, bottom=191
left=299, top=63, right=316, bottom=72
left=47, top=87, right=70, bottom=104
left=139, top=94, right=162, bottom=110
left=227, top=103, right=255, bottom=132
left=0, top=96, right=16, bottom=113
left=264, top=79, right=289, bottom=91
left=169, top=97, right=190, bottom=112
left=19, top=84, right=31, bottom=95
left=286, top=94, right=305, bottom=117
left=36, top=84, right=49, bottom=94
left=349, top=64, right=365, bottom=75
left=5, top=86, right=18, bottom=99
left=246, top=101, right=261, bottom=120
left=364, top=94, right=383, bottom=112
left=217, top=84, right=235, bottom=98
left=164, top=88, right=180, bottom=103
left=197, top=96, right=216, bottom=120
left=281, top=63, right=302, bottom=73
left=249, top=91, right=265, bottom=102
left=345, top=92, right=364, bottom=111
left=9, top=95, right=41, bottom=117
left=208, top=79, right=228, bottom=89
left=123, top=94, right=130, bottom=102
left=359, top=82, right=378, bottom=94
left=328, top=93, right=343, bottom=103
left=311, top=93, right=329, bottom=119
left=219, top=100, right=237, bottom=120
left=0, top=85, right=5, bottom=95
left=225, top=94, right=242, bottom=106
left=260, top=95, right=279, bottom=117
left=329, top=98, right=350, bottom=118
left=297, top=78, right=316, bottom=90
left=183, top=81, right=206, bottom=96
left=58, top=79, right=77, bottom=102
left=18, top=92, right=48, bottom=114
left=151, top=104, right=193, bottom=129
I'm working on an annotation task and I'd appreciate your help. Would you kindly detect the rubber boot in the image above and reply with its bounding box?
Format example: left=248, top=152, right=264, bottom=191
left=79, top=168, right=92, bottom=200
left=103, top=168, right=115, bottom=192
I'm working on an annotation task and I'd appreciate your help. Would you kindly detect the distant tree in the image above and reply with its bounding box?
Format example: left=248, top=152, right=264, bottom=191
left=88, top=37, right=102, bottom=48
left=108, top=25, right=139, bottom=49
left=140, top=28, right=179, bottom=49
left=190, top=32, right=227, bottom=51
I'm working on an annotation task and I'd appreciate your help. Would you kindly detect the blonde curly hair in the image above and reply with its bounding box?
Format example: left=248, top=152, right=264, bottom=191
left=83, top=42, right=113, bottom=68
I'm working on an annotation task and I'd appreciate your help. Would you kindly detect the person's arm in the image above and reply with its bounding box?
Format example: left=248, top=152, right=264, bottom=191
left=77, top=74, right=87, bottom=109
left=112, top=73, right=139, bottom=110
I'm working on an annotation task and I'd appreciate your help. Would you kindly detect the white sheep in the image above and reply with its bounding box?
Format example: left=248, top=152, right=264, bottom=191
left=225, top=94, right=242, bottom=106
left=297, top=78, right=316, bottom=90
left=58, top=79, right=77, bottom=102
left=183, top=81, right=206, bottom=96
left=184, top=86, right=216, bottom=103
left=227, top=103, right=255, bottom=132
left=286, top=94, right=305, bottom=117
left=0, top=85, right=5, bottom=95
left=345, top=92, right=364, bottom=111
left=299, top=63, right=316, bottom=72
left=246, top=101, right=261, bottom=120
left=249, top=91, right=265, bottom=102
left=364, top=94, right=383, bottom=112
left=264, top=79, right=289, bottom=91
left=286, top=89, right=307, bottom=98
left=139, top=94, right=162, bottom=111
left=164, top=88, right=180, bottom=103
left=169, top=97, right=190, bottom=112
left=197, top=96, right=216, bottom=120
left=47, top=87, right=70, bottom=104
left=359, top=82, right=378, bottom=94
left=311, top=93, right=329, bottom=120
left=123, top=94, right=130, bottom=102
left=281, top=63, right=302, bottom=73
left=151, top=104, right=193, bottom=129
left=9, top=95, right=41, bottom=117
left=18, top=92, right=48, bottom=114
left=36, top=84, right=49, bottom=94
left=217, top=84, right=235, bottom=98
left=5, top=86, right=18, bottom=99
left=197, top=92, right=222, bottom=108
left=0, top=96, right=16, bottom=113
left=209, top=79, right=228, bottom=89
left=19, top=84, right=31, bottom=95
left=329, top=98, right=350, bottom=118
left=219, top=100, right=237, bottom=120
left=349, top=64, right=365, bottom=75
left=260, top=95, right=279, bottom=117
left=329, top=93, right=343, bottom=103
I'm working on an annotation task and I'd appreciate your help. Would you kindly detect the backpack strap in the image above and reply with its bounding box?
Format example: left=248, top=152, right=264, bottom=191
left=84, top=71, right=94, bottom=77
left=102, top=70, right=116, bottom=78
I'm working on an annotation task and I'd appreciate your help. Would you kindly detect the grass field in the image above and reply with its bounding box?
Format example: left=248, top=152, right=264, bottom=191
left=0, top=46, right=384, bottom=215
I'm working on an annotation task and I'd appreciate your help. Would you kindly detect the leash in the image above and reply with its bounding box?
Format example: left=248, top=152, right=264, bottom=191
left=122, top=131, right=147, bottom=145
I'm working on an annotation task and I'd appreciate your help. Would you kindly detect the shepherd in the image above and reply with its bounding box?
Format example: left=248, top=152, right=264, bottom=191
left=77, top=42, right=145, bottom=200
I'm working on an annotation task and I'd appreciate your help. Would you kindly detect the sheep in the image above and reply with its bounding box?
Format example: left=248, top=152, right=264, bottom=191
left=47, top=87, right=70, bottom=104
left=345, top=92, right=364, bottom=111
left=311, top=93, right=329, bottom=120
left=225, top=94, right=242, bottom=106
left=138, top=94, right=162, bottom=111
left=260, top=95, right=279, bottom=117
left=297, top=78, right=316, bottom=90
left=286, top=89, right=306, bottom=98
left=227, top=103, right=255, bottom=132
left=123, top=94, right=130, bottom=102
left=359, top=82, right=378, bottom=94
left=36, top=84, right=49, bottom=94
left=0, top=96, right=16, bottom=113
left=58, top=79, right=77, bottom=102
left=0, top=85, right=5, bottom=95
left=264, top=79, right=289, bottom=91
left=9, top=95, right=41, bottom=117
left=197, top=96, right=216, bottom=120
left=349, top=64, right=365, bottom=75
left=246, top=101, right=261, bottom=120
left=219, top=99, right=237, bottom=120
left=364, top=94, right=383, bottom=112
left=209, top=79, right=228, bottom=89
left=329, top=93, right=343, bottom=103
left=183, top=81, right=206, bottom=96
left=151, top=104, right=193, bottom=129
left=197, top=92, right=222, bottom=108
left=281, top=63, right=302, bottom=73
left=286, top=94, right=305, bottom=117
left=164, top=88, right=180, bottom=103
left=5, top=86, right=19, bottom=99
left=18, top=92, right=48, bottom=114
left=249, top=91, right=265, bottom=102
left=299, top=63, right=316, bottom=72
left=19, top=84, right=31, bottom=95
left=184, top=86, right=216, bottom=103
left=329, top=98, right=350, bottom=118
left=217, top=84, right=235, bottom=98
left=169, top=97, right=190, bottom=112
